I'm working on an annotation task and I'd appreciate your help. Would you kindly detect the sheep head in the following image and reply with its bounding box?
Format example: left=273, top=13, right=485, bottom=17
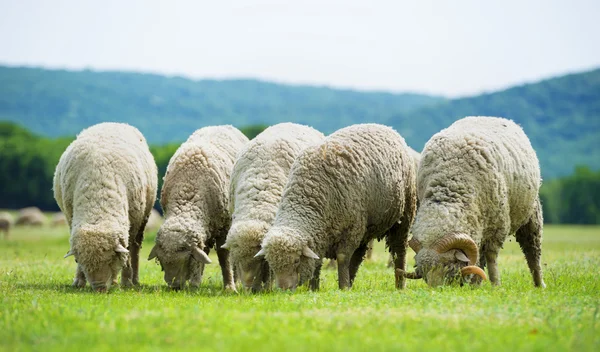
left=257, top=226, right=320, bottom=291
left=222, top=220, right=270, bottom=291
left=149, top=227, right=211, bottom=290
left=65, top=231, right=129, bottom=292
left=410, top=233, right=487, bottom=286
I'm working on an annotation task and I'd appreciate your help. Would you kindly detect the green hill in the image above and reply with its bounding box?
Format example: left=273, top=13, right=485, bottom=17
left=0, top=65, right=442, bottom=142
left=387, top=68, right=600, bottom=178
left=0, top=65, right=598, bottom=178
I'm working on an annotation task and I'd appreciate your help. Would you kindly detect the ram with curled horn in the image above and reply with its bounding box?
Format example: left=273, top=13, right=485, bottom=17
left=399, top=234, right=487, bottom=286
left=403, top=116, right=546, bottom=288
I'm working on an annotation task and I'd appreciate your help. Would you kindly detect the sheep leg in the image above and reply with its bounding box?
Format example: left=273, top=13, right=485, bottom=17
left=387, top=221, right=409, bottom=289
left=252, top=260, right=271, bottom=292
left=215, top=235, right=236, bottom=292
left=336, top=253, right=351, bottom=290
left=129, top=228, right=145, bottom=286
left=365, top=239, right=374, bottom=260
left=515, top=198, right=546, bottom=288
left=483, top=250, right=500, bottom=285
left=348, top=243, right=369, bottom=287
left=479, top=243, right=487, bottom=271
left=73, top=264, right=87, bottom=288
left=309, top=260, right=323, bottom=291
left=261, top=260, right=271, bottom=288
left=111, top=266, right=119, bottom=286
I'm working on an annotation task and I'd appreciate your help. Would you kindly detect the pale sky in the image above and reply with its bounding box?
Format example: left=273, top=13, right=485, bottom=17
left=0, top=0, right=599, bottom=97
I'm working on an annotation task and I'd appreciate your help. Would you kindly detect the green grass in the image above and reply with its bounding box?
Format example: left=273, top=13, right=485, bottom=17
left=1, top=224, right=599, bottom=351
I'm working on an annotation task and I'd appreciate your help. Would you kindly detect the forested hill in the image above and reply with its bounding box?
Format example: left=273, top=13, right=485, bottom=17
left=0, top=65, right=599, bottom=178
left=0, top=65, right=442, bottom=142
left=387, top=68, right=600, bottom=178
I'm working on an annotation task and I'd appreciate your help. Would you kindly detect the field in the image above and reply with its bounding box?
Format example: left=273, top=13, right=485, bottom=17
left=1, top=221, right=599, bottom=351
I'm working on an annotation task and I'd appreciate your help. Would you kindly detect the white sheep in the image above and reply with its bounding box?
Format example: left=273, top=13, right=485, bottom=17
left=15, top=207, right=45, bottom=226
left=221, top=123, right=324, bottom=291
left=51, top=212, right=67, bottom=227
left=148, top=126, right=248, bottom=291
left=54, top=122, right=158, bottom=292
left=144, top=208, right=163, bottom=233
left=257, top=123, right=417, bottom=290
left=405, top=116, right=545, bottom=288
left=0, top=211, right=14, bottom=239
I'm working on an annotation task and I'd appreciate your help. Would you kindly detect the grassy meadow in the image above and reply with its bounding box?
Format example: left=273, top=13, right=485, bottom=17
left=0, top=217, right=598, bottom=351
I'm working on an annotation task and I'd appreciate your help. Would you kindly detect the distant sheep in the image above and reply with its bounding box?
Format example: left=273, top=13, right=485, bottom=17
left=0, top=211, right=14, bottom=239
left=148, top=126, right=248, bottom=291
left=145, top=208, right=163, bottom=233
left=405, top=116, right=545, bottom=288
left=222, top=123, right=324, bottom=292
left=257, top=124, right=417, bottom=290
left=51, top=212, right=67, bottom=227
left=54, top=122, right=158, bottom=292
left=15, top=207, right=45, bottom=226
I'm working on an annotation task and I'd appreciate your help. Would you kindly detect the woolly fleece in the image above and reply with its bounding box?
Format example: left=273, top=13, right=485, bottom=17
left=152, top=125, right=248, bottom=290
left=261, top=123, right=417, bottom=290
left=53, top=122, right=157, bottom=290
left=224, top=123, right=324, bottom=290
left=411, top=116, right=545, bottom=287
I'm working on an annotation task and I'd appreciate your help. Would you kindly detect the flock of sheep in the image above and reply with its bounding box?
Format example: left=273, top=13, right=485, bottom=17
left=0, top=207, right=67, bottom=239
left=50, top=116, right=546, bottom=292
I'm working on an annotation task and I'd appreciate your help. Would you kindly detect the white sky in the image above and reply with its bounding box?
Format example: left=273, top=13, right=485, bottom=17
left=0, top=0, right=598, bottom=97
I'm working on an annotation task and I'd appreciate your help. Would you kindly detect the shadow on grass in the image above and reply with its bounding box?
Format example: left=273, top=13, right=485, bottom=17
left=9, top=281, right=274, bottom=297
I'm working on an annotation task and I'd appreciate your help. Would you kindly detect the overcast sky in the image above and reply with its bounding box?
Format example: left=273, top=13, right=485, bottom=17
left=0, top=0, right=598, bottom=97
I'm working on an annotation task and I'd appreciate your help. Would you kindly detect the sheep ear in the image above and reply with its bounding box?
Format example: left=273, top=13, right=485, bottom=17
left=115, top=244, right=129, bottom=254
left=148, top=246, right=158, bottom=260
left=254, top=247, right=266, bottom=258
left=220, top=242, right=230, bottom=250
left=192, top=246, right=212, bottom=264
left=302, top=246, right=320, bottom=260
left=454, top=250, right=470, bottom=264
left=64, top=249, right=74, bottom=258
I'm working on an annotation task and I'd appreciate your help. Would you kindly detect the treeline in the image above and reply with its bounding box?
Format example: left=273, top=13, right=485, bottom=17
left=540, top=167, right=600, bottom=224
left=1, top=121, right=598, bottom=224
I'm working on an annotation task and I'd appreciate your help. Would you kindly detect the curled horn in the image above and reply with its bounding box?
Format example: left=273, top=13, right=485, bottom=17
left=408, top=237, right=422, bottom=253
left=431, top=233, right=478, bottom=265
left=461, top=266, right=488, bottom=281
left=254, top=247, right=266, bottom=258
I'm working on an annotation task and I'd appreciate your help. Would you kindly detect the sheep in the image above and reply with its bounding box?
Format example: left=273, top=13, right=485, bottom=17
left=221, top=123, right=324, bottom=292
left=51, top=212, right=67, bottom=227
left=0, top=211, right=13, bottom=239
left=15, top=207, right=45, bottom=226
left=145, top=208, right=163, bottom=233
left=256, top=123, right=417, bottom=290
left=326, top=146, right=419, bottom=269
left=54, top=122, right=158, bottom=292
left=148, top=126, right=249, bottom=291
left=403, top=116, right=545, bottom=288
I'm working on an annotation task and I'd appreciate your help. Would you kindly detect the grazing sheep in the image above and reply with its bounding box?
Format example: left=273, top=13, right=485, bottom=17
left=257, top=124, right=417, bottom=290
left=145, top=208, right=163, bottom=233
left=54, top=122, right=158, bottom=292
left=386, top=146, right=421, bottom=268
left=148, top=126, right=248, bottom=291
left=51, top=212, right=67, bottom=227
left=404, top=116, right=545, bottom=288
left=0, top=212, right=13, bottom=239
left=221, top=123, right=324, bottom=292
left=15, top=207, right=45, bottom=226
left=327, top=146, right=420, bottom=270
